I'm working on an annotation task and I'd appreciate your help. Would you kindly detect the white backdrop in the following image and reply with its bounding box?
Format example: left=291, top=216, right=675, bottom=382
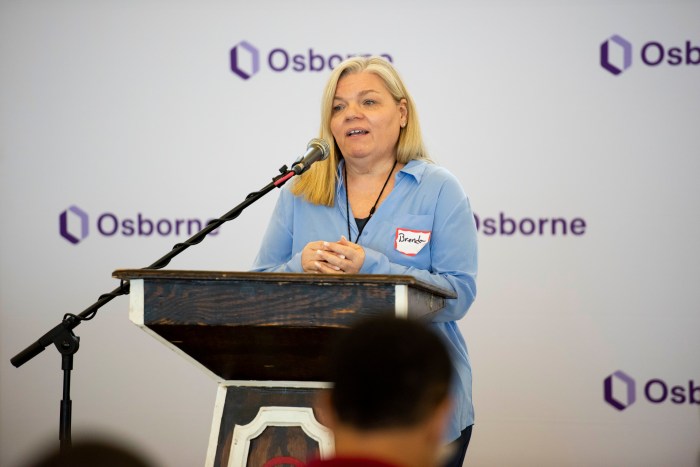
left=1, top=1, right=699, bottom=466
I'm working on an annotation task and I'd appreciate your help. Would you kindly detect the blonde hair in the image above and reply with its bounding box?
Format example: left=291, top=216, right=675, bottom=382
left=292, top=56, right=431, bottom=206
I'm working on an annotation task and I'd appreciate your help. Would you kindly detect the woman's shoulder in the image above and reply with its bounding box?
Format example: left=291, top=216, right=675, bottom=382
left=404, top=159, right=463, bottom=188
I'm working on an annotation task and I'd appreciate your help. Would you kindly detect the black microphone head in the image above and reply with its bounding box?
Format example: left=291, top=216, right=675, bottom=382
left=308, top=138, right=331, bottom=161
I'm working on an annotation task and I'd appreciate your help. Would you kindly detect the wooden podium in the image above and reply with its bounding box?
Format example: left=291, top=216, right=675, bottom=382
left=113, top=270, right=455, bottom=467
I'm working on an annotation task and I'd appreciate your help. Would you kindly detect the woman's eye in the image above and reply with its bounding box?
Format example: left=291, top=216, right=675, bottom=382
left=363, top=99, right=376, bottom=106
left=332, top=104, right=344, bottom=112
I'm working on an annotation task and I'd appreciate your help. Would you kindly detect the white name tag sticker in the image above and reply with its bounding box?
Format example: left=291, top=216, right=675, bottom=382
left=394, top=228, right=431, bottom=256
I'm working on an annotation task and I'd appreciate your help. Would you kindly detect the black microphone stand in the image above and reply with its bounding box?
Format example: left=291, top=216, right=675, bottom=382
left=10, top=163, right=300, bottom=453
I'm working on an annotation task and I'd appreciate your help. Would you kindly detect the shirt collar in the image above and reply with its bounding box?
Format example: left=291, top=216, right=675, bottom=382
left=399, top=159, right=427, bottom=183
left=336, top=158, right=427, bottom=186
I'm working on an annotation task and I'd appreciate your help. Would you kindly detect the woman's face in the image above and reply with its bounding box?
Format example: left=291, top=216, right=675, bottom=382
left=330, top=71, right=407, bottom=165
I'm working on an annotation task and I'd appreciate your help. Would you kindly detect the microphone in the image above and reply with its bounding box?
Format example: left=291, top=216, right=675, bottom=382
left=291, top=138, right=331, bottom=175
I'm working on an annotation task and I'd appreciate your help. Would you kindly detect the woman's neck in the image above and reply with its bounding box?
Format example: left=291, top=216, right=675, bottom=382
left=344, top=158, right=400, bottom=221
left=344, top=156, right=398, bottom=179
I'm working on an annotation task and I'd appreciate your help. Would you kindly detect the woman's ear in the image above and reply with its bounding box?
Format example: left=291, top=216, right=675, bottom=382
left=399, top=98, right=408, bottom=127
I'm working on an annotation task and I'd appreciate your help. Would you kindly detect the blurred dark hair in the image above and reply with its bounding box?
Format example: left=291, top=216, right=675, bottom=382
left=27, top=438, right=154, bottom=467
left=328, top=316, right=453, bottom=430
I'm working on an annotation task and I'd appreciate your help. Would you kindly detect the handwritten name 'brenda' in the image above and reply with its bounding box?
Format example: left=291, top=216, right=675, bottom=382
left=397, top=233, right=427, bottom=244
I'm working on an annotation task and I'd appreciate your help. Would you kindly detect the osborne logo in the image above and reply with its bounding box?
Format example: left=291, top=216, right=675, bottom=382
left=59, top=205, right=89, bottom=245
left=600, top=35, right=632, bottom=75
left=230, top=41, right=260, bottom=80
left=604, top=370, right=700, bottom=411
left=600, top=34, right=700, bottom=75
left=59, top=205, right=218, bottom=245
left=603, top=370, right=636, bottom=410
left=230, top=40, right=394, bottom=80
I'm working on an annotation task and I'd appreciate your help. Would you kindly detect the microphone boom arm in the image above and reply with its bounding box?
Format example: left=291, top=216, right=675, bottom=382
left=11, top=163, right=300, bottom=368
left=9, top=156, right=312, bottom=452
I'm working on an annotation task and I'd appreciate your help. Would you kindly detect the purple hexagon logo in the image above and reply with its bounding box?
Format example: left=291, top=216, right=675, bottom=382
left=59, top=205, right=89, bottom=245
left=601, top=35, right=633, bottom=75
left=604, top=370, right=636, bottom=411
left=230, top=40, right=260, bottom=80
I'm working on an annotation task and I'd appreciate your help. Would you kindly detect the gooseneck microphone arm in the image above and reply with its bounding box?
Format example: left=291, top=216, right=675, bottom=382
left=9, top=138, right=330, bottom=452
left=10, top=164, right=295, bottom=368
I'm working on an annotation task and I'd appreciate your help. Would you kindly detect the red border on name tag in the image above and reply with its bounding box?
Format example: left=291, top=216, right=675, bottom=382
left=394, top=228, right=431, bottom=256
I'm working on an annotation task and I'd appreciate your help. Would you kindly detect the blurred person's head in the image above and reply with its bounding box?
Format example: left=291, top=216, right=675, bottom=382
left=27, top=436, right=155, bottom=467
left=319, top=316, right=453, bottom=467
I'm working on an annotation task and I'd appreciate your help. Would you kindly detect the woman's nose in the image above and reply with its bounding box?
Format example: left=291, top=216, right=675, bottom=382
left=344, top=103, right=362, bottom=120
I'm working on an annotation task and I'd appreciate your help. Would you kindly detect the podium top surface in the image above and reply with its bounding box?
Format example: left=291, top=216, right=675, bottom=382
left=112, top=269, right=456, bottom=299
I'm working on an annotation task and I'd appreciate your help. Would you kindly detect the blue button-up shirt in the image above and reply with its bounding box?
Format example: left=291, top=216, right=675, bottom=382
left=252, top=159, right=478, bottom=441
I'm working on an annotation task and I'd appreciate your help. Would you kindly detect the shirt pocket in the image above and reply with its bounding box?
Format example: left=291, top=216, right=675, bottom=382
left=381, top=214, right=434, bottom=269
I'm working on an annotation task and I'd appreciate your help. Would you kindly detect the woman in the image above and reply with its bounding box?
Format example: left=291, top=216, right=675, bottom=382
left=252, top=56, right=477, bottom=467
